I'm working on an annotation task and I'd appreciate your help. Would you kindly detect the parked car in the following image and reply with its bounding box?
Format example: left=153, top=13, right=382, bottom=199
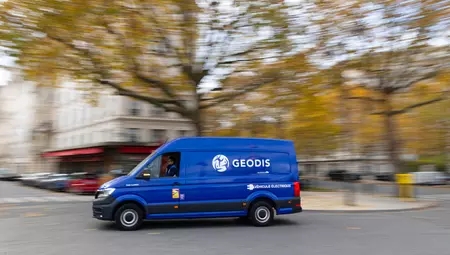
left=31, top=173, right=53, bottom=187
left=328, top=170, right=361, bottom=182
left=413, top=171, right=447, bottom=186
left=20, top=173, right=51, bottom=186
left=19, top=173, right=36, bottom=185
left=376, top=173, right=395, bottom=182
left=0, top=168, right=21, bottom=181
left=328, top=170, right=347, bottom=181
left=98, top=169, right=127, bottom=186
left=299, top=172, right=312, bottom=190
left=67, top=173, right=100, bottom=194
left=41, top=174, right=71, bottom=191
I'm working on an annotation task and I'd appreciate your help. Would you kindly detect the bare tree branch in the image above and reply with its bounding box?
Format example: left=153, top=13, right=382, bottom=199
left=390, top=71, right=439, bottom=92
left=346, top=96, right=385, bottom=102
left=137, top=1, right=186, bottom=63
left=100, top=12, right=183, bottom=105
left=392, top=96, right=447, bottom=115
left=371, top=94, right=448, bottom=116
left=217, top=56, right=275, bottom=66
left=44, top=32, right=185, bottom=114
left=97, top=79, right=183, bottom=113
left=199, top=77, right=278, bottom=109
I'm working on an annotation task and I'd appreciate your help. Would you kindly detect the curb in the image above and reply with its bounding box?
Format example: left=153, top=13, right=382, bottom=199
left=302, top=200, right=439, bottom=213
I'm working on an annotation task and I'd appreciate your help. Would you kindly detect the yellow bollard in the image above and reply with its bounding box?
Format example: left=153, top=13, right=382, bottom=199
left=396, top=174, right=415, bottom=202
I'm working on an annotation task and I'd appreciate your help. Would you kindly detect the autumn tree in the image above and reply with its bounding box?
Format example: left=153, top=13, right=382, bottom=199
left=313, top=0, right=450, bottom=172
left=0, top=0, right=309, bottom=135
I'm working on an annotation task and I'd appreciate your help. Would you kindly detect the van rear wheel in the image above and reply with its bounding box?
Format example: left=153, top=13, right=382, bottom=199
left=114, top=204, right=144, bottom=231
left=249, top=201, right=274, bottom=227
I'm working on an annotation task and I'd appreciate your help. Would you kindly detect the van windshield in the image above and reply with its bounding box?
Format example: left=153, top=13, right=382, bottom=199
left=127, top=151, right=157, bottom=176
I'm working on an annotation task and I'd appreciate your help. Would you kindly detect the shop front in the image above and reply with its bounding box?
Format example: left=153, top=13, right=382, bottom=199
left=42, top=143, right=161, bottom=174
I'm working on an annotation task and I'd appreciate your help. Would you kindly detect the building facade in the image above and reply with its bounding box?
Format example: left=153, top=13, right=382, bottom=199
left=0, top=72, right=36, bottom=173
left=41, top=81, right=195, bottom=174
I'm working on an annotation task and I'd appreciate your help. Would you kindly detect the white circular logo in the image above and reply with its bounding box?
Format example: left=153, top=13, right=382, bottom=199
left=212, top=154, right=229, bottom=172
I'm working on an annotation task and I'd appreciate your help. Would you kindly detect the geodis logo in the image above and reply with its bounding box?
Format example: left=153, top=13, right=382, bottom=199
left=212, top=154, right=271, bottom=172
left=212, top=154, right=230, bottom=172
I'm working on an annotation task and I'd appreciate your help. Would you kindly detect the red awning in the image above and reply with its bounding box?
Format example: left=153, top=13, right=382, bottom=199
left=118, top=146, right=157, bottom=154
left=60, top=157, right=103, bottom=162
left=42, top=148, right=104, bottom=157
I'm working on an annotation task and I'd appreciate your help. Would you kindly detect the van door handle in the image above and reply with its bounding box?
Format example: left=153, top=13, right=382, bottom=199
left=173, top=182, right=181, bottom=186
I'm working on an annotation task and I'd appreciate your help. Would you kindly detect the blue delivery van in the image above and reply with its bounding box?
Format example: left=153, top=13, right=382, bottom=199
left=92, top=137, right=302, bottom=230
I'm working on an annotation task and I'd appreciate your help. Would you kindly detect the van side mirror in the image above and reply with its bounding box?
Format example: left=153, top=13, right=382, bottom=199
left=137, top=168, right=151, bottom=180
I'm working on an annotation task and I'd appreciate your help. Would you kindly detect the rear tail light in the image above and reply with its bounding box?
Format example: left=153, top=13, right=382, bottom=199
left=294, top=181, right=300, bottom=197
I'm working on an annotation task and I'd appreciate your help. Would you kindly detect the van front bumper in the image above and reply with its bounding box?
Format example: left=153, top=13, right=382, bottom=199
left=92, top=196, right=116, bottom=221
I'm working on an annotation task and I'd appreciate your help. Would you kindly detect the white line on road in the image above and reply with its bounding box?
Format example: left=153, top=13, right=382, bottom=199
left=1, top=198, right=22, bottom=203
left=22, top=197, right=47, bottom=202
left=43, top=196, right=64, bottom=201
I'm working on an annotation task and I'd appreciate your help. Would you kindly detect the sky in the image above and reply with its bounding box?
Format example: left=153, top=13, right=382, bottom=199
left=0, top=57, right=13, bottom=86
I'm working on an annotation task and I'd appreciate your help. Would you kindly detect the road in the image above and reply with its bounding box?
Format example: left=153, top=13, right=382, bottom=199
left=1, top=181, right=450, bottom=255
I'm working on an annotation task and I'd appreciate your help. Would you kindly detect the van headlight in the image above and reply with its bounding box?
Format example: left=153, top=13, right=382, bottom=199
left=96, top=188, right=115, bottom=199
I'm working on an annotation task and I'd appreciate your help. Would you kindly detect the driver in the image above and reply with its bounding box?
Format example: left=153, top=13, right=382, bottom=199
left=165, top=156, right=179, bottom=177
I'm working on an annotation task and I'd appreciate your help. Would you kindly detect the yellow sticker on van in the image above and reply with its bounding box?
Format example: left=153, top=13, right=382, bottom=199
left=172, top=188, right=180, bottom=199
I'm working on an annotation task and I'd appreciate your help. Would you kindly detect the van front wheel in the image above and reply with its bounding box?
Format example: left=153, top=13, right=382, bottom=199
left=249, top=201, right=274, bottom=227
left=114, top=204, right=144, bottom=231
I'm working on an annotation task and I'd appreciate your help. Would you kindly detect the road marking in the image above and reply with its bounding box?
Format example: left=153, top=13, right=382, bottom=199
left=23, top=197, right=47, bottom=202
left=44, top=196, right=65, bottom=201
left=147, top=232, right=161, bottom=235
left=1, top=198, right=21, bottom=204
left=22, top=212, right=46, bottom=217
left=346, top=227, right=361, bottom=230
left=412, top=216, right=439, bottom=221
left=84, top=228, right=97, bottom=231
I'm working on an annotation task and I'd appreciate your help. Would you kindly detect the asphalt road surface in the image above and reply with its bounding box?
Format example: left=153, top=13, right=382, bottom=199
left=1, top=182, right=450, bottom=255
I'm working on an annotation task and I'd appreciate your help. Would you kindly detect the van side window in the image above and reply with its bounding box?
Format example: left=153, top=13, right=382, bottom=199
left=141, top=152, right=181, bottom=179
left=144, top=155, right=162, bottom=178
left=159, top=152, right=181, bottom=178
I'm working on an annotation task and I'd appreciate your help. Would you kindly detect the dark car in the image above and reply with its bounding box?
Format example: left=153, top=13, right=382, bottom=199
left=376, top=173, right=395, bottom=182
left=41, top=174, right=71, bottom=191
left=27, top=173, right=52, bottom=187
left=328, top=170, right=347, bottom=181
left=328, top=170, right=361, bottom=182
left=0, top=169, right=21, bottom=181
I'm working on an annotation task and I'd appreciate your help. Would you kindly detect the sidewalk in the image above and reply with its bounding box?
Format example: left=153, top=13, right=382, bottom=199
left=301, top=191, right=438, bottom=212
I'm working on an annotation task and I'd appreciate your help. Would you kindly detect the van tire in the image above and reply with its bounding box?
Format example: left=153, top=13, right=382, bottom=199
left=249, top=201, right=274, bottom=227
left=114, top=204, right=144, bottom=231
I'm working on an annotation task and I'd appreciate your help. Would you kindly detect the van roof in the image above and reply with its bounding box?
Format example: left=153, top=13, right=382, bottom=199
left=161, top=137, right=295, bottom=152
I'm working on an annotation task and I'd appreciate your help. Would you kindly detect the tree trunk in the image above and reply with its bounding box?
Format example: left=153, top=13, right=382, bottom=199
left=383, top=94, right=401, bottom=173
left=339, top=86, right=353, bottom=155
left=192, top=109, right=203, bottom=137
left=191, top=93, right=204, bottom=137
left=446, top=117, right=450, bottom=173
left=276, top=117, right=284, bottom=139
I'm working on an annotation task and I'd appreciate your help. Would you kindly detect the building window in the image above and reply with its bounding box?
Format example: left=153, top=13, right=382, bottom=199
left=129, top=100, right=140, bottom=116
left=127, top=128, right=140, bottom=142
left=151, top=106, right=165, bottom=117
left=152, top=129, right=166, bottom=142
left=179, top=130, right=187, bottom=137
